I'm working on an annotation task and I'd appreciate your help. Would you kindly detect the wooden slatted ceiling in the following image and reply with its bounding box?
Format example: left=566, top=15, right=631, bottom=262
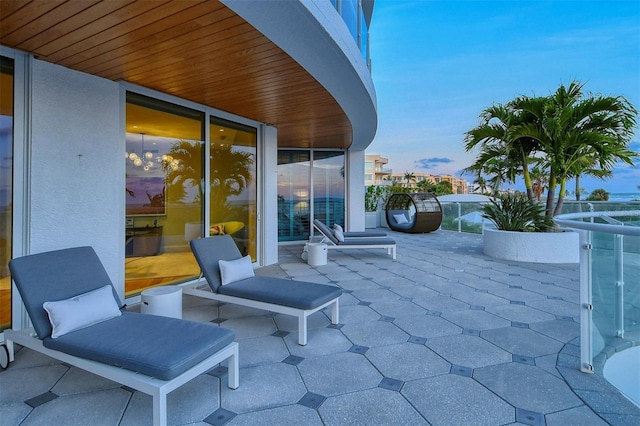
left=0, top=0, right=352, bottom=148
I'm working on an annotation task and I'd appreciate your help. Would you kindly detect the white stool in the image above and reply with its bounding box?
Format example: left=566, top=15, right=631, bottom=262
left=141, top=286, right=182, bottom=319
left=305, top=242, right=328, bottom=266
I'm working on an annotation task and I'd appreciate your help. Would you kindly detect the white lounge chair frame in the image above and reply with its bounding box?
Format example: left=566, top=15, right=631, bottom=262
left=5, top=328, right=239, bottom=426
left=313, top=222, right=397, bottom=260
left=182, top=280, right=339, bottom=346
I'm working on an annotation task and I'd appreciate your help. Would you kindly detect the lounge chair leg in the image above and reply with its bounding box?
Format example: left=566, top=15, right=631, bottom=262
left=153, top=390, right=168, bottom=426
left=298, top=315, right=308, bottom=345
left=331, top=299, right=339, bottom=324
left=228, top=344, right=239, bottom=389
left=6, top=338, right=14, bottom=362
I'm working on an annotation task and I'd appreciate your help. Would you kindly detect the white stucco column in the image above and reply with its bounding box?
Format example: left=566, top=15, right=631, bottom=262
left=261, top=125, right=279, bottom=266
left=346, top=149, right=365, bottom=231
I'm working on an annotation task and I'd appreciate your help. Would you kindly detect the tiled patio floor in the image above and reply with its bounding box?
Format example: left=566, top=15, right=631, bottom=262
left=1, top=230, right=639, bottom=425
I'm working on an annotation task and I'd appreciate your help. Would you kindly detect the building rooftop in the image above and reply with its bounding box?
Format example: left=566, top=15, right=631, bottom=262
left=2, top=230, right=638, bottom=425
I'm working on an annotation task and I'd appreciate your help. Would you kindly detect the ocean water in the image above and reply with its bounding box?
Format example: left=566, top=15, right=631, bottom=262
left=608, top=193, right=640, bottom=202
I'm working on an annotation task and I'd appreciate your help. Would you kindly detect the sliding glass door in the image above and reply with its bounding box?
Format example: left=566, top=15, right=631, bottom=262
left=277, top=150, right=345, bottom=241
left=0, top=56, right=13, bottom=330
left=125, top=93, right=204, bottom=295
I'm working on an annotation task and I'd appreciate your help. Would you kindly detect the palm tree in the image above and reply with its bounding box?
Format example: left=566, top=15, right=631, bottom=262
left=472, top=176, right=488, bottom=194
left=403, top=172, right=416, bottom=187
left=464, top=103, right=539, bottom=200
left=511, top=81, right=637, bottom=217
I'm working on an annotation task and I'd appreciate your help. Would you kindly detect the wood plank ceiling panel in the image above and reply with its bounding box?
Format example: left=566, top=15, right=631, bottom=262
left=0, top=0, right=352, bottom=148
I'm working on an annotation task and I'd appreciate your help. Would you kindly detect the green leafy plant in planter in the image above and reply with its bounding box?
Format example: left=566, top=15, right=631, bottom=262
left=480, top=193, right=554, bottom=232
left=365, top=185, right=384, bottom=212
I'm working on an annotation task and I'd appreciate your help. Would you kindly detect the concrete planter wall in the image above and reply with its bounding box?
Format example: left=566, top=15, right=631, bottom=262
left=365, top=211, right=379, bottom=228
left=483, top=228, right=579, bottom=263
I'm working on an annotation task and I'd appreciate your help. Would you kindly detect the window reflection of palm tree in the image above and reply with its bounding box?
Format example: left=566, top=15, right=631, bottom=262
left=162, top=140, right=253, bottom=222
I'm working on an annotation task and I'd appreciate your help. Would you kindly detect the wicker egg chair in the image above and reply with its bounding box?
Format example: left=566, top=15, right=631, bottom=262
left=385, top=192, right=443, bottom=233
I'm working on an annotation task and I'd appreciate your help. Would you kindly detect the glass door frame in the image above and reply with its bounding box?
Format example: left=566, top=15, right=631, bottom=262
left=1, top=47, right=30, bottom=332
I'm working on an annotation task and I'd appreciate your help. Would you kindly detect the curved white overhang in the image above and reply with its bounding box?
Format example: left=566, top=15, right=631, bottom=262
left=221, top=0, right=378, bottom=151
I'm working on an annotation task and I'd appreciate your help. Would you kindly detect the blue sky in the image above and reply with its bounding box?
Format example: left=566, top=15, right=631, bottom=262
left=368, top=0, right=640, bottom=194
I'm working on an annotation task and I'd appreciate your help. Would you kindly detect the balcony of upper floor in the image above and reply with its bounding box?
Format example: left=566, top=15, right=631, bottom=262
left=0, top=0, right=377, bottom=150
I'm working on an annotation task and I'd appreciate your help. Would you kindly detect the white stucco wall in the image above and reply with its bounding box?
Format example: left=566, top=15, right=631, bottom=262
left=30, top=60, right=124, bottom=299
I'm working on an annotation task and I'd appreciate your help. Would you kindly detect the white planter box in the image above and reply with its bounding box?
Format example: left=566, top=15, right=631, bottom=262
left=365, top=211, right=379, bottom=229
left=483, top=228, right=579, bottom=263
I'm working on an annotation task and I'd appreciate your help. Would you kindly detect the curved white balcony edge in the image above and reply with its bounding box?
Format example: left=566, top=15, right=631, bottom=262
left=221, top=0, right=378, bottom=150
left=554, top=210, right=640, bottom=236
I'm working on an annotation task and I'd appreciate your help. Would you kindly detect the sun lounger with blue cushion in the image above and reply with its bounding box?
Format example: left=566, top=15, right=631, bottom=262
left=5, top=246, right=239, bottom=426
left=314, top=219, right=388, bottom=238
left=313, top=219, right=397, bottom=259
left=185, top=235, right=342, bottom=346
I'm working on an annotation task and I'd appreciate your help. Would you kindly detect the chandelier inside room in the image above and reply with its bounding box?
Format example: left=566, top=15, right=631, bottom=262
left=125, top=133, right=179, bottom=172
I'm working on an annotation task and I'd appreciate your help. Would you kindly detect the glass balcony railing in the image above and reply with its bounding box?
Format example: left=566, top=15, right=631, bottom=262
left=554, top=210, right=640, bottom=407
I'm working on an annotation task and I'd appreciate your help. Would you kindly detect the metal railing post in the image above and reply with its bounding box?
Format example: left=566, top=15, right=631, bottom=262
left=615, top=234, right=624, bottom=338
left=579, top=229, right=594, bottom=373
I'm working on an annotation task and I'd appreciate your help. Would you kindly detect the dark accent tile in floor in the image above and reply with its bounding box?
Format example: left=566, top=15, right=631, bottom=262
left=348, top=345, right=369, bottom=355
left=450, top=365, right=473, bottom=377
left=204, top=408, right=237, bottom=426
left=511, top=322, right=529, bottom=329
left=211, top=318, right=227, bottom=324
left=515, top=408, right=544, bottom=426
left=207, top=366, right=228, bottom=378
left=25, top=392, right=58, bottom=408
left=408, top=336, right=427, bottom=345
left=282, top=355, right=305, bottom=366
left=513, top=354, right=536, bottom=366
left=378, top=377, right=404, bottom=392
left=271, top=330, right=290, bottom=338
left=298, top=392, right=326, bottom=409
left=462, top=329, right=480, bottom=336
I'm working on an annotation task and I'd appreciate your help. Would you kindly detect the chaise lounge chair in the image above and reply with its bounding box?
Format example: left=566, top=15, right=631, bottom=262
left=185, top=235, right=342, bottom=346
left=314, top=219, right=388, bottom=238
left=313, top=219, right=397, bottom=260
left=5, top=246, right=239, bottom=426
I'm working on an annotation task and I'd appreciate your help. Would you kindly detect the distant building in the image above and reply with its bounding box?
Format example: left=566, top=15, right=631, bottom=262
left=365, top=154, right=393, bottom=185
left=390, top=172, right=468, bottom=194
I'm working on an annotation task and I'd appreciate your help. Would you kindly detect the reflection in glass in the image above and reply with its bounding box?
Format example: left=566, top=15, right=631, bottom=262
left=313, top=151, right=345, bottom=228
left=0, top=56, right=13, bottom=330
left=278, top=151, right=311, bottom=241
left=125, top=93, right=204, bottom=296
left=209, top=118, right=257, bottom=259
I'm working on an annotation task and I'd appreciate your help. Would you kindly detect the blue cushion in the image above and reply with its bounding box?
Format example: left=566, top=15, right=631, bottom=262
left=9, top=247, right=121, bottom=339
left=43, top=312, right=235, bottom=380
left=190, top=236, right=243, bottom=292
left=218, top=276, right=342, bottom=310
left=313, top=219, right=339, bottom=244
left=336, top=237, right=396, bottom=246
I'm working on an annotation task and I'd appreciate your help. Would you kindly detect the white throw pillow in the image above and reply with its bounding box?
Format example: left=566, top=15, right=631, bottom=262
left=332, top=223, right=343, bottom=233
left=43, top=285, right=121, bottom=339
left=333, top=227, right=345, bottom=242
left=219, top=255, right=255, bottom=285
left=394, top=213, right=409, bottom=224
